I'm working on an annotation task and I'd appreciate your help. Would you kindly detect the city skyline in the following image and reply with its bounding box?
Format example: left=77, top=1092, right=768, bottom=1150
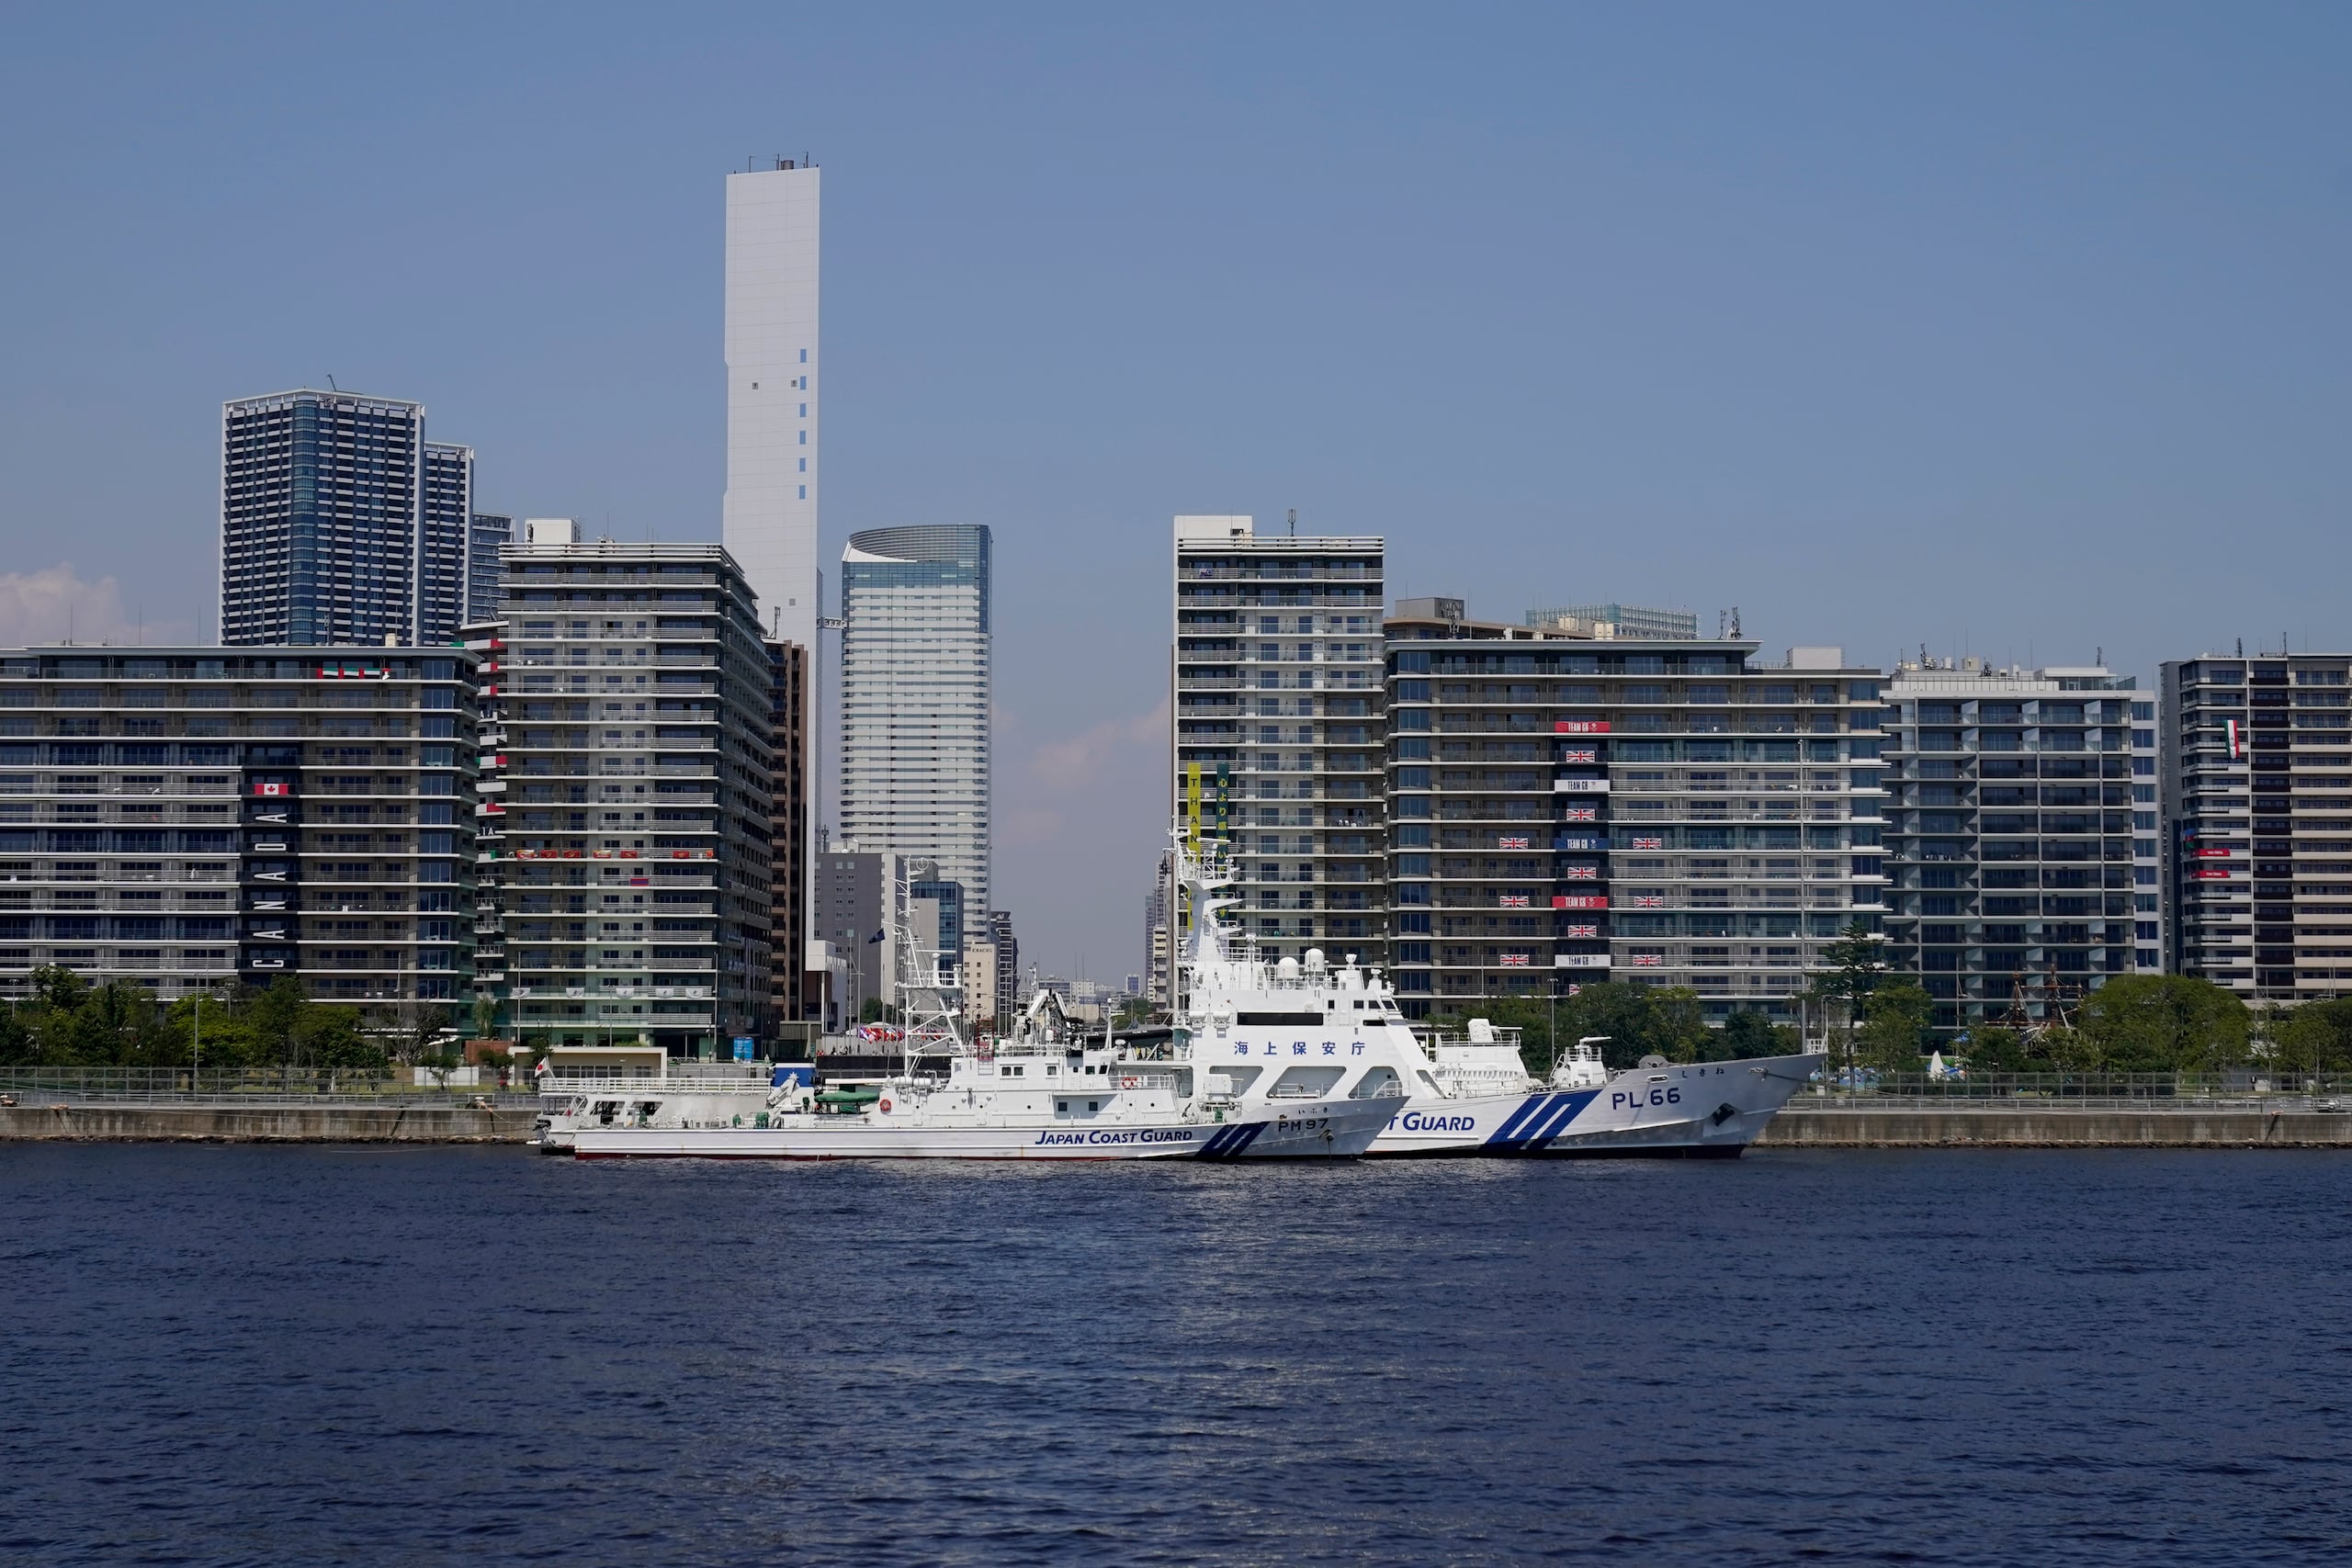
left=3, top=6, right=2346, bottom=973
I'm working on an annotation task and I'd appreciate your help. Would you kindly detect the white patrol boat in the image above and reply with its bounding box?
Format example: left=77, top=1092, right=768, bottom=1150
left=1163, top=833, right=1822, bottom=1158
left=532, top=1061, right=799, bottom=1154
left=565, top=864, right=1400, bottom=1161
left=1370, top=1017, right=1821, bottom=1158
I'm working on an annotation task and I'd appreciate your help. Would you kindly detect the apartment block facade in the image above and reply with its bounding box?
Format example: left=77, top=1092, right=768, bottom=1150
left=483, top=525, right=774, bottom=1056
left=0, top=645, right=476, bottom=1004
left=1382, top=603, right=1888, bottom=1023
left=1170, top=516, right=1385, bottom=1002
left=2161, top=651, right=2352, bottom=1002
left=220, top=389, right=483, bottom=648
left=1882, top=660, right=2159, bottom=1032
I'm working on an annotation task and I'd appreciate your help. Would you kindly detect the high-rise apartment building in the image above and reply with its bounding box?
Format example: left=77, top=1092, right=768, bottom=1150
left=486, top=522, right=773, bottom=1057
left=467, top=513, right=514, bottom=627
left=1882, top=660, right=2160, bottom=1033
left=767, top=639, right=811, bottom=1031
left=1170, top=516, right=1385, bottom=1004
left=2161, top=650, right=2352, bottom=1002
left=989, top=908, right=1019, bottom=1030
left=1382, top=602, right=1888, bottom=1023
left=220, top=389, right=482, bottom=648
left=837, top=525, right=992, bottom=913
left=0, top=645, right=476, bottom=1005
left=1143, top=863, right=1170, bottom=1011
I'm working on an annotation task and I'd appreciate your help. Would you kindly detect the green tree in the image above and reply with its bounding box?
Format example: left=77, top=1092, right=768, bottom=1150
left=2075, top=975, right=2249, bottom=1073
left=1717, top=1009, right=1801, bottom=1061
left=2262, top=1001, right=2352, bottom=1082
left=1807, top=920, right=1893, bottom=1082
left=1557, top=983, right=1667, bottom=1070
left=1962, top=1025, right=2030, bottom=1076
left=2040, top=1023, right=2101, bottom=1074
left=1855, top=984, right=1932, bottom=1077
left=1644, top=987, right=1713, bottom=1063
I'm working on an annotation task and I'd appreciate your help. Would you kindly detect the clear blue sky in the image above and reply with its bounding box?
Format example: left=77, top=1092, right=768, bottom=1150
left=2, top=3, right=2346, bottom=977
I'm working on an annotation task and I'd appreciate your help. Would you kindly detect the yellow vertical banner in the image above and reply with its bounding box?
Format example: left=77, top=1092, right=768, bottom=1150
left=1185, top=762, right=1203, bottom=852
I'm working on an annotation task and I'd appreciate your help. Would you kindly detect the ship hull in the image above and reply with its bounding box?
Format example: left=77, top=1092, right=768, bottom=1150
left=571, top=1096, right=1395, bottom=1161
left=1368, top=1053, right=1821, bottom=1157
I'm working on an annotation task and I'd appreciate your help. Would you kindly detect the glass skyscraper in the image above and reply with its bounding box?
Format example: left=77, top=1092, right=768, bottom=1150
left=220, top=389, right=481, bottom=648
left=837, top=525, right=992, bottom=917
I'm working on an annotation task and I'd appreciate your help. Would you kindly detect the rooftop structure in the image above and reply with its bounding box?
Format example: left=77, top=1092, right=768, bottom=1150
left=1527, top=603, right=1701, bottom=641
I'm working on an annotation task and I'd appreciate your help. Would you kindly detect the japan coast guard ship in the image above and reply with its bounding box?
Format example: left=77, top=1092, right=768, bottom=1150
left=1166, top=837, right=1823, bottom=1158
left=564, top=865, right=1402, bottom=1161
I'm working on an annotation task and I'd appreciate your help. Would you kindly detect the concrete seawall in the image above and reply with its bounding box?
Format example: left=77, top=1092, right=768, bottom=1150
left=0, top=1104, right=535, bottom=1144
left=1758, top=1106, right=2352, bottom=1148
left=8, top=1103, right=2351, bottom=1150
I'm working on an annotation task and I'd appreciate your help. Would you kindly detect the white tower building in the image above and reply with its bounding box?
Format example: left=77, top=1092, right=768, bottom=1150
left=722, top=157, right=820, bottom=649
left=838, top=525, right=993, bottom=917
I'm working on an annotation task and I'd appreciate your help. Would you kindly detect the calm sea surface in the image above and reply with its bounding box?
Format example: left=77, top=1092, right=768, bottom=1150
left=3, top=1145, right=2348, bottom=1565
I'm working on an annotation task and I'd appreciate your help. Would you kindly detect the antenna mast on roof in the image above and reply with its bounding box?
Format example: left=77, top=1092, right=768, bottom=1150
left=1287, top=508, right=1296, bottom=537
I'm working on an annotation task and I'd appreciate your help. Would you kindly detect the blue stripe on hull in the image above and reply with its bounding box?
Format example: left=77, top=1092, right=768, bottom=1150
left=1523, top=1090, right=1600, bottom=1151
left=1197, top=1121, right=1266, bottom=1159
left=1479, top=1090, right=1602, bottom=1155
left=1486, top=1093, right=1555, bottom=1146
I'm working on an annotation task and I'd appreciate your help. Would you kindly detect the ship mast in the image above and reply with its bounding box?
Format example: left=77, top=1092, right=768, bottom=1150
left=891, top=860, right=966, bottom=1073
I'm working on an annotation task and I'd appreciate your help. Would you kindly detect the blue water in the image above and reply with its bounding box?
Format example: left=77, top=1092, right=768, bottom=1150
left=3, top=1146, right=2347, bottom=1565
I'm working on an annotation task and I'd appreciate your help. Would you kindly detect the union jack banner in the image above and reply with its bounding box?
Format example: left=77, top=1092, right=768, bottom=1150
left=1632, top=953, right=1663, bottom=966
left=1565, top=923, right=1600, bottom=938
left=1563, top=807, right=1598, bottom=821
left=1498, top=895, right=1530, bottom=908
left=1633, top=836, right=1663, bottom=849
left=1499, top=953, right=1531, bottom=966
left=1559, top=748, right=1598, bottom=763
left=1498, top=836, right=1530, bottom=850
left=1564, top=865, right=1598, bottom=879
left=1628, top=895, right=1664, bottom=908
